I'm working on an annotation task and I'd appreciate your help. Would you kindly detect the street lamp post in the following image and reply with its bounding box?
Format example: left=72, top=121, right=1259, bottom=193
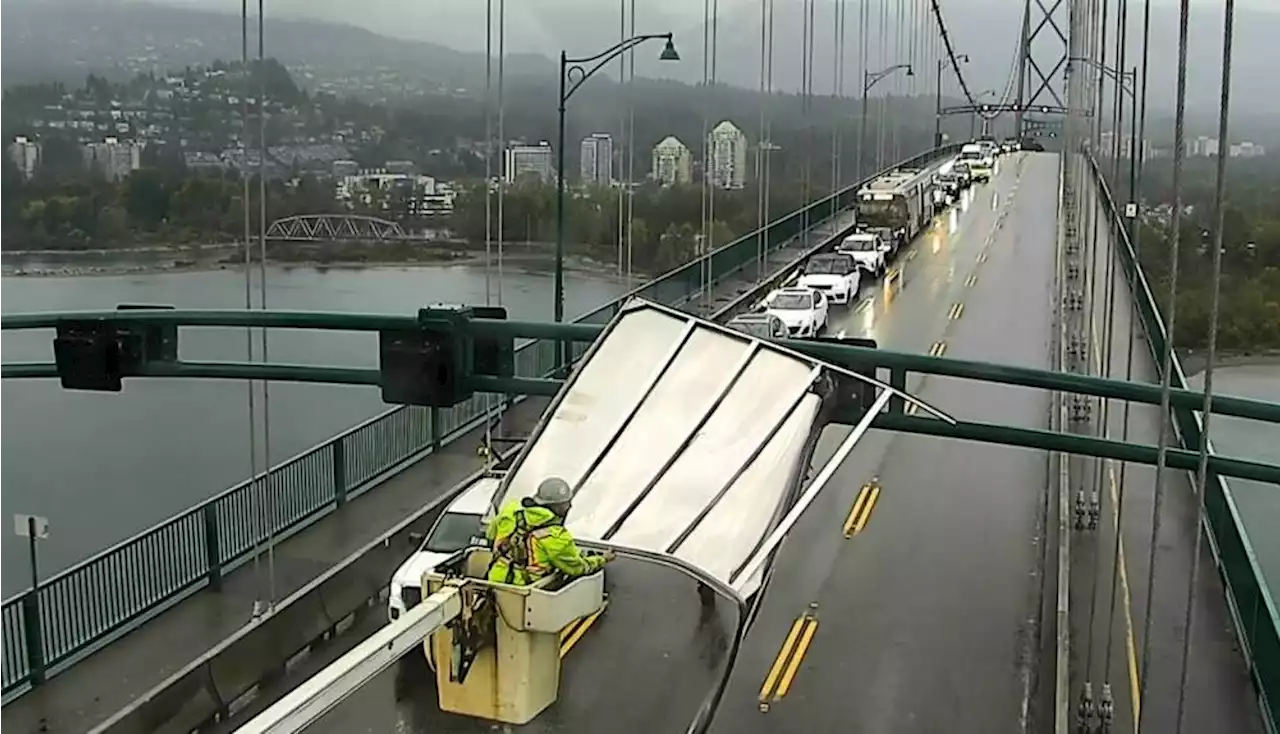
left=858, top=64, right=913, bottom=181
left=555, top=34, right=679, bottom=372
left=935, top=55, right=969, bottom=148
left=1068, top=57, right=1140, bottom=239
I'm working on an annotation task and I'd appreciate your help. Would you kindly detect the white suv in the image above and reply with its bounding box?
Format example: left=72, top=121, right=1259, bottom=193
left=797, top=253, right=861, bottom=305
left=762, top=287, right=829, bottom=338
left=837, top=232, right=887, bottom=277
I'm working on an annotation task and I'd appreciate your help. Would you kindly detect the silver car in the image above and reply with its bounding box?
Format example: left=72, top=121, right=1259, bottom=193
left=728, top=313, right=789, bottom=339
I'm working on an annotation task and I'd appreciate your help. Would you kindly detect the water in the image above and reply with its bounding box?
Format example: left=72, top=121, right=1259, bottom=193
left=0, top=264, right=625, bottom=596
left=1186, top=364, right=1280, bottom=594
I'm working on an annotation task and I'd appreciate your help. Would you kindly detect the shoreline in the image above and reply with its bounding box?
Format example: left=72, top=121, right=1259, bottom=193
left=1, top=249, right=639, bottom=282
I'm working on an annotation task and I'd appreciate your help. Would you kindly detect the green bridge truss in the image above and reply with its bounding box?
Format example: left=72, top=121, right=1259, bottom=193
left=1, top=148, right=1276, bottom=729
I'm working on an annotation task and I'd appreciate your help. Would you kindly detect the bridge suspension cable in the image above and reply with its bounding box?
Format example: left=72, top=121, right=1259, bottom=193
left=1101, top=0, right=1148, bottom=712
left=238, top=0, right=278, bottom=620
left=1135, top=0, right=1193, bottom=727
left=698, top=0, right=719, bottom=310
left=1174, top=0, right=1238, bottom=729
left=1085, top=0, right=1126, bottom=691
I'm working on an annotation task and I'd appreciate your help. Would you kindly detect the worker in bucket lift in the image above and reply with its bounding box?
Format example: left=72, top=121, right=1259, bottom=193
left=486, top=477, right=615, bottom=585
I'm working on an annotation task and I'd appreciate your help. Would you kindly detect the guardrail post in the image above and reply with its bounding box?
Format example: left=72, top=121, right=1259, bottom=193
left=889, top=368, right=907, bottom=414
left=21, top=590, right=46, bottom=685
left=201, top=504, right=223, bottom=591
left=332, top=438, right=348, bottom=507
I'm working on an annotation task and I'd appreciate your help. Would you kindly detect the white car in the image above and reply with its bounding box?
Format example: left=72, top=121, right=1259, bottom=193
left=797, top=253, right=860, bottom=305
left=388, top=476, right=499, bottom=621
left=762, top=287, right=829, bottom=338
left=837, top=232, right=887, bottom=277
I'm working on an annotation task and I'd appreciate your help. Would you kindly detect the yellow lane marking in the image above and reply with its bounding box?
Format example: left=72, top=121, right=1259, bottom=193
left=1087, top=318, right=1141, bottom=731
left=948, top=302, right=965, bottom=321
left=759, top=611, right=820, bottom=710
left=855, top=299, right=873, bottom=315
left=842, top=479, right=882, bottom=537
left=965, top=272, right=978, bottom=288
left=1108, top=467, right=1142, bottom=731
left=907, top=249, right=918, bottom=261
left=775, top=617, right=819, bottom=698
left=977, top=249, right=989, bottom=264
left=559, top=606, right=606, bottom=658
left=905, top=402, right=920, bottom=416
left=929, top=340, right=947, bottom=357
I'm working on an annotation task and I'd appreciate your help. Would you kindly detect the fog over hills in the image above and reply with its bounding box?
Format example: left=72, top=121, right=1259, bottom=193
left=6, top=0, right=1278, bottom=126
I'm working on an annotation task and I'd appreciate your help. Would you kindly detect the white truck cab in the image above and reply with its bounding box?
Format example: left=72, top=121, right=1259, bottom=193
left=797, top=252, right=861, bottom=305
left=389, top=475, right=501, bottom=621
left=959, top=143, right=993, bottom=183
left=837, top=232, right=887, bottom=276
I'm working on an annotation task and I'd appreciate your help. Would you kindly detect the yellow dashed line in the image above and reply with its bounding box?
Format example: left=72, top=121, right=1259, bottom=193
left=949, top=302, right=965, bottom=321
left=842, top=479, right=882, bottom=537
left=977, top=249, right=989, bottom=264
left=559, top=603, right=607, bottom=658
left=965, top=273, right=978, bottom=288
left=758, top=611, right=820, bottom=711
left=929, top=341, right=947, bottom=357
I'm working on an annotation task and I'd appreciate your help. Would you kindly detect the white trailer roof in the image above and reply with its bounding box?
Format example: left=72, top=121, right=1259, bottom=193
left=494, top=299, right=832, bottom=593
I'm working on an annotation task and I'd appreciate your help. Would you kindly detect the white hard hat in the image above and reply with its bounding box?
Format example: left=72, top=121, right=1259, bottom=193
left=533, top=477, right=574, bottom=506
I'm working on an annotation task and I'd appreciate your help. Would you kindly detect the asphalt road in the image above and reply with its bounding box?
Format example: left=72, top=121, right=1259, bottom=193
left=1067, top=165, right=1265, bottom=734
left=238, top=153, right=1064, bottom=733
left=705, top=152, right=1060, bottom=734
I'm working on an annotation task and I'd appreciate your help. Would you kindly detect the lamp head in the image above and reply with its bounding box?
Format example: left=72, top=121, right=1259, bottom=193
left=905, top=66, right=915, bottom=77
left=659, top=37, right=680, bottom=62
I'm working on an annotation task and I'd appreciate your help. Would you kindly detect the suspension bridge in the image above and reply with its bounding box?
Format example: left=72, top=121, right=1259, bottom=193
left=1, top=0, right=1275, bottom=733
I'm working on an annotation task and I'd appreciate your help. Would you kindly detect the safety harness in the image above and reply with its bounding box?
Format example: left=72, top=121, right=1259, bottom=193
left=490, top=508, right=560, bottom=584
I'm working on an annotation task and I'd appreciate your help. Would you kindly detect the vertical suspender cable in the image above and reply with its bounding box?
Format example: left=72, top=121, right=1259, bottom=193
left=756, top=0, right=769, bottom=280
left=705, top=0, right=719, bottom=308
left=496, top=0, right=506, bottom=308
left=1101, top=0, right=1134, bottom=678
left=1174, top=0, right=1235, bottom=729
left=700, top=0, right=711, bottom=304
left=1084, top=0, right=1111, bottom=676
left=255, top=0, right=277, bottom=612
left=830, top=0, right=845, bottom=216
left=485, top=0, right=494, bottom=306
left=239, top=0, right=265, bottom=619
left=1136, top=0, right=1192, bottom=726
left=875, top=0, right=887, bottom=171
left=626, top=0, right=637, bottom=292
left=616, top=0, right=626, bottom=283
left=482, top=0, right=495, bottom=459
left=1100, top=0, right=1152, bottom=681
left=856, top=0, right=867, bottom=180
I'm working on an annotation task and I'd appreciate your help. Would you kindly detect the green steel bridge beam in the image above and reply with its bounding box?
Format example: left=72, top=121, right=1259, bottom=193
left=5, top=309, right=1280, bottom=484
left=4, top=309, right=1280, bottom=426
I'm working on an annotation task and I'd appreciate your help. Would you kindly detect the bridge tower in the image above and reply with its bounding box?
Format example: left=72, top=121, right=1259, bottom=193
left=1015, top=0, right=1071, bottom=140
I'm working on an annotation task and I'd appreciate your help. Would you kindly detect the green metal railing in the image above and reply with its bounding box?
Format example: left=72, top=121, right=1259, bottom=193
left=0, top=144, right=961, bottom=697
left=1086, top=154, right=1280, bottom=728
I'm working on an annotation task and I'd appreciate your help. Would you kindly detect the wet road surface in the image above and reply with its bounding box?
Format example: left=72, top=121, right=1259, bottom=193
left=706, top=152, right=1058, bottom=734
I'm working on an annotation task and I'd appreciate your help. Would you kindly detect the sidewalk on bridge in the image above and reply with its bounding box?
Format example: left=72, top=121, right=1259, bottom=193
left=0, top=215, right=849, bottom=733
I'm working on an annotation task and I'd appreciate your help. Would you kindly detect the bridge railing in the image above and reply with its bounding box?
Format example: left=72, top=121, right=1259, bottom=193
left=1085, top=153, right=1280, bottom=728
left=0, top=144, right=960, bottom=697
